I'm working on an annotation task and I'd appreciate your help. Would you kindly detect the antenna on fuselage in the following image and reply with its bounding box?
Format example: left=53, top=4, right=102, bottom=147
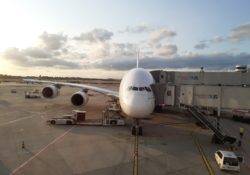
left=136, top=49, right=140, bottom=68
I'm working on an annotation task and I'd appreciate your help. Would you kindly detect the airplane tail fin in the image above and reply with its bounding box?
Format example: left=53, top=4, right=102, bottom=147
left=136, top=49, right=140, bottom=68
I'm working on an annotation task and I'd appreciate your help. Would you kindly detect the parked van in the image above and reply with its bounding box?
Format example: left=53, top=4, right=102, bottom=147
left=215, top=150, right=241, bottom=172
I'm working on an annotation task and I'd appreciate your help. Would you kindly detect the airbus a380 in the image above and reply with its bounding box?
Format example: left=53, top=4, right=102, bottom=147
left=24, top=65, right=155, bottom=135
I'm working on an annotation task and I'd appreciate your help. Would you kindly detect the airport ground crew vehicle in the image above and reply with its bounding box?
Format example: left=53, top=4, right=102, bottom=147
left=215, top=150, right=243, bottom=172
left=233, top=109, right=250, bottom=122
left=47, top=110, right=85, bottom=125
left=47, top=108, right=125, bottom=126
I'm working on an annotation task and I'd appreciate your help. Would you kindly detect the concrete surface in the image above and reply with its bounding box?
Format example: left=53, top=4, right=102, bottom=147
left=0, top=82, right=249, bottom=175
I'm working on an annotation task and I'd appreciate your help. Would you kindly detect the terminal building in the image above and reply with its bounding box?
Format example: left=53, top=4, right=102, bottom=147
left=150, top=66, right=250, bottom=116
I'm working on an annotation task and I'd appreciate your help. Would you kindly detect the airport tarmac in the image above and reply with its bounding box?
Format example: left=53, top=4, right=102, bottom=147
left=0, top=82, right=250, bottom=175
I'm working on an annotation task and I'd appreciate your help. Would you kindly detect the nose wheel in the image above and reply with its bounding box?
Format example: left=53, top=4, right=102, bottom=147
left=131, top=125, right=143, bottom=136
left=132, top=119, right=143, bottom=136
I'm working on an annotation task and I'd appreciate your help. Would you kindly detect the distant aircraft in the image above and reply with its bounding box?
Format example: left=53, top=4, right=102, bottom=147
left=24, top=55, right=155, bottom=135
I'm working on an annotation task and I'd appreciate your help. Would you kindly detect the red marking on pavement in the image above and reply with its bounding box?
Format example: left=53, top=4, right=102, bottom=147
left=11, top=126, right=75, bottom=175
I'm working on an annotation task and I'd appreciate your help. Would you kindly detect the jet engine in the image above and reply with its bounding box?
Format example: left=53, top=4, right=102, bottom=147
left=71, top=91, right=89, bottom=106
left=42, top=85, right=59, bottom=98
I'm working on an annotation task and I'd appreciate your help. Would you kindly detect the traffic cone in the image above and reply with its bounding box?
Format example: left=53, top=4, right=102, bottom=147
left=22, top=141, right=25, bottom=149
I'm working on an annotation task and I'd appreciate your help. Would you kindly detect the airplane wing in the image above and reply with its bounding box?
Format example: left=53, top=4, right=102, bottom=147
left=23, top=79, right=119, bottom=98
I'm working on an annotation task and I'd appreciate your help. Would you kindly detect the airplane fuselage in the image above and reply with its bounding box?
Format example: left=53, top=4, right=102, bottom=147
left=119, top=68, right=155, bottom=119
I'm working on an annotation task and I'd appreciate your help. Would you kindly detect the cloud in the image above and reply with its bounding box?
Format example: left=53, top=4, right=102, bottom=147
left=119, top=23, right=154, bottom=33
left=3, top=45, right=250, bottom=72
left=3, top=48, right=27, bottom=64
left=74, top=28, right=113, bottom=43
left=111, top=43, right=137, bottom=57
left=229, top=23, right=250, bottom=42
left=3, top=28, right=249, bottom=73
left=72, top=27, right=177, bottom=59
left=86, top=42, right=138, bottom=59
left=194, top=42, right=209, bottom=50
left=149, top=28, right=176, bottom=45
left=39, top=32, right=67, bottom=50
left=92, top=52, right=250, bottom=71
left=194, top=22, right=250, bottom=48
left=210, top=36, right=225, bottom=43
left=23, top=47, right=51, bottom=58
left=154, top=44, right=177, bottom=56
left=2, top=47, right=81, bottom=69
left=88, top=42, right=110, bottom=58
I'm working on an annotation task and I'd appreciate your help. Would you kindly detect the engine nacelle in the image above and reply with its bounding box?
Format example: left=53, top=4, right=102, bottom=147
left=42, top=85, right=59, bottom=98
left=71, top=91, right=89, bottom=106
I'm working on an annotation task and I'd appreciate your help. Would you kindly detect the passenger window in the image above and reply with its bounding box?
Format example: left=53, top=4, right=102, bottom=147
left=217, top=152, right=222, bottom=159
left=167, top=90, right=171, bottom=96
left=139, top=87, right=145, bottom=91
left=223, top=157, right=238, bottom=166
left=132, top=87, right=138, bottom=91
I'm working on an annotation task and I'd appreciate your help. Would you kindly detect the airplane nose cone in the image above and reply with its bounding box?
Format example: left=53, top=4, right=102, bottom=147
left=122, top=95, right=154, bottom=118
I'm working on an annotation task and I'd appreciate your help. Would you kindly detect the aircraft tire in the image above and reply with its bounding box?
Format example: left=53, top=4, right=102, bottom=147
left=138, top=126, right=143, bottom=136
left=132, top=126, right=136, bottom=135
left=51, top=120, right=56, bottom=125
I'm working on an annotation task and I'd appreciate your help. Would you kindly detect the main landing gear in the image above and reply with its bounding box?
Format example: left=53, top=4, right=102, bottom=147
left=131, top=119, right=143, bottom=136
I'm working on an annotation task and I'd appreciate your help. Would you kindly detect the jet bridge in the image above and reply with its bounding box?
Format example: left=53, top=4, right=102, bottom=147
left=188, top=106, right=236, bottom=144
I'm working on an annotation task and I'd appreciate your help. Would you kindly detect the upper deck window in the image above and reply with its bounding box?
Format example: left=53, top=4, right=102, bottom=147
left=128, top=86, right=152, bottom=92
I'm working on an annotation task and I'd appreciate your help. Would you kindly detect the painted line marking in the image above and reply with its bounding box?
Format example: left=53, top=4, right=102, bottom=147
left=192, top=133, right=215, bottom=175
left=0, top=111, right=45, bottom=127
left=133, top=130, right=139, bottom=175
left=0, top=116, right=34, bottom=127
left=11, top=126, right=75, bottom=175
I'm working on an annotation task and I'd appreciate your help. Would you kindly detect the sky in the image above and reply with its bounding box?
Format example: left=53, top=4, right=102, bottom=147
left=0, top=0, right=250, bottom=78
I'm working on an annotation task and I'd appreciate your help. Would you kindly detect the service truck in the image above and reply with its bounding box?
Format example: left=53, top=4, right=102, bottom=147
left=47, top=110, right=85, bottom=125
left=232, top=109, right=250, bottom=122
left=47, top=109, right=125, bottom=126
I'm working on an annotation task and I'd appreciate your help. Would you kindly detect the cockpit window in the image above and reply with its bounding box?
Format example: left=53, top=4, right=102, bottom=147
left=128, top=86, right=133, bottom=91
left=139, top=87, right=145, bottom=91
left=145, top=87, right=152, bottom=92
left=132, top=87, right=138, bottom=91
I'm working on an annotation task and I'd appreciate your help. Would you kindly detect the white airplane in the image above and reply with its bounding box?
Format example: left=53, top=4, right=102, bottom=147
left=24, top=60, right=155, bottom=135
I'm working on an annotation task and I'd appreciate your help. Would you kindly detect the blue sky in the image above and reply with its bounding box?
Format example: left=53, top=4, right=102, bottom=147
left=0, top=0, right=250, bottom=78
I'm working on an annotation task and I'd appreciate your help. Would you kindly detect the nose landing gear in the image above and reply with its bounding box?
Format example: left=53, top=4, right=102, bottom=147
left=131, top=126, right=143, bottom=136
left=132, top=119, right=143, bottom=136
